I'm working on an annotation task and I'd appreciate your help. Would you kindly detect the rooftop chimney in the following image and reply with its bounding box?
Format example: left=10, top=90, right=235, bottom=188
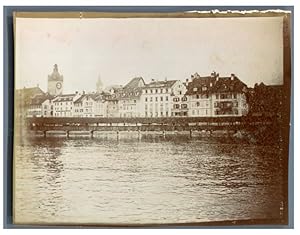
left=231, top=73, right=235, bottom=80
left=211, top=71, right=216, bottom=77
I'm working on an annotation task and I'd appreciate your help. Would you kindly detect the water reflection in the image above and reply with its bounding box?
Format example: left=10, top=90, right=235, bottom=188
left=14, top=135, right=284, bottom=224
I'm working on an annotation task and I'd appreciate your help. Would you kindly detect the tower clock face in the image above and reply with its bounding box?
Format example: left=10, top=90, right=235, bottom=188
left=56, top=82, right=62, bottom=89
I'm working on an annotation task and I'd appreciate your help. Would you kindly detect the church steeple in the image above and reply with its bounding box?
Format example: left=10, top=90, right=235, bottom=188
left=96, top=75, right=103, bottom=93
left=48, top=64, right=63, bottom=81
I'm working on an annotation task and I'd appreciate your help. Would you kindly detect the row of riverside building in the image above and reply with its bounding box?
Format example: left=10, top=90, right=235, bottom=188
left=16, top=65, right=249, bottom=119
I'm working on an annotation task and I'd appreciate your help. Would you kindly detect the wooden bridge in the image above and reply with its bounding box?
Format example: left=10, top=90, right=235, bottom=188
left=24, top=116, right=278, bottom=138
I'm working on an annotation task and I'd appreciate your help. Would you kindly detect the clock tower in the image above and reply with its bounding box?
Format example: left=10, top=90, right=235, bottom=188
left=47, top=64, right=63, bottom=96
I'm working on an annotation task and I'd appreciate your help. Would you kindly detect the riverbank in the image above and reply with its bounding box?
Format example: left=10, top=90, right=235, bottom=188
left=20, top=127, right=281, bottom=145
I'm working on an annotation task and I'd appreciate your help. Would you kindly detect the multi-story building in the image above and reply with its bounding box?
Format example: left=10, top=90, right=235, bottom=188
left=53, top=93, right=81, bottom=117
left=117, top=77, right=145, bottom=118
left=186, top=72, right=248, bottom=117
left=15, top=86, right=45, bottom=119
left=140, top=79, right=186, bottom=117
left=211, top=74, right=248, bottom=116
left=106, top=98, right=119, bottom=118
left=186, top=73, right=215, bottom=117
left=26, top=93, right=54, bottom=118
left=74, top=93, right=100, bottom=118
left=93, top=93, right=108, bottom=117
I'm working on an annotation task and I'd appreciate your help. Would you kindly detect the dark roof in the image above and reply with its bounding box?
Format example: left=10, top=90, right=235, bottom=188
left=29, top=93, right=54, bottom=106
left=211, top=76, right=247, bottom=93
left=186, top=73, right=247, bottom=95
left=112, top=77, right=145, bottom=100
left=124, top=77, right=145, bottom=90
left=186, top=76, right=216, bottom=95
left=115, top=87, right=143, bottom=100
left=15, top=86, right=45, bottom=105
left=74, top=94, right=98, bottom=104
left=144, top=80, right=177, bottom=89
left=53, top=94, right=75, bottom=102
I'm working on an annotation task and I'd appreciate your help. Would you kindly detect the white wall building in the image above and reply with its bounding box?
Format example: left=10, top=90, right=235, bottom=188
left=140, top=79, right=186, bottom=118
left=53, top=93, right=81, bottom=117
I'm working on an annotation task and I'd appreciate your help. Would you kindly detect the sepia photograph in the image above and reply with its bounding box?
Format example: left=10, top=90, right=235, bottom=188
left=12, top=10, right=291, bottom=226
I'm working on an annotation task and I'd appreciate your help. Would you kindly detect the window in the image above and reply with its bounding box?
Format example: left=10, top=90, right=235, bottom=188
left=179, top=91, right=182, bottom=95
left=145, top=97, right=148, bottom=102
left=166, top=88, right=169, bottom=93
left=166, top=111, right=168, bottom=116
left=216, top=94, right=219, bottom=99
left=196, top=102, right=200, bottom=107
left=166, top=96, right=168, bottom=101
left=155, top=97, right=158, bottom=102
left=145, top=90, right=148, bottom=93
left=233, top=93, right=237, bottom=99
left=181, top=104, right=188, bottom=109
left=161, top=89, right=163, bottom=93
left=193, top=87, right=198, bottom=92
left=150, top=97, right=153, bottom=102
left=160, top=96, right=163, bottom=101
left=155, top=89, right=158, bottom=93
left=182, top=96, right=187, bottom=101
left=151, top=89, right=153, bottom=93
left=196, top=94, right=200, bottom=99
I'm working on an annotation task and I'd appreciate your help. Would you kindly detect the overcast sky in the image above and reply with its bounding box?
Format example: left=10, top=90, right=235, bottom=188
left=15, top=16, right=283, bottom=93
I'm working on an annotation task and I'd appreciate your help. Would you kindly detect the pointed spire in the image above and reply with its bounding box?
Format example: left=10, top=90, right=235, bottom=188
left=96, top=74, right=103, bottom=93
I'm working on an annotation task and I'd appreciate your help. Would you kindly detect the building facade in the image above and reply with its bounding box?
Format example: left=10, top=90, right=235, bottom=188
left=53, top=93, right=81, bottom=117
left=140, top=79, right=186, bottom=118
left=186, top=72, right=248, bottom=117
left=74, top=93, right=97, bottom=118
left=117, top=77, right=145, bottom=118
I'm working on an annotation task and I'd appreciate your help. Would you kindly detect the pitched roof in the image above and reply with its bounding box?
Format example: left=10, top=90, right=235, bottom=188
left=29, top=93, right=54, bottom=106
left=53, top=94, right=75, bottom=102
left=15, top=86, right=45, bottom=105
left=186, top=73, right=247, bottom=95
left=186, top=76, right=216, bottom=95
left=74, top=94, right=97, bottom=103
left=144, top=80, right=177, bottom=89
left=211, top=76, right=247, bottom=93
left=115, top=87, right=143, bottom=100
left=124, top=77, right=145, bottom=90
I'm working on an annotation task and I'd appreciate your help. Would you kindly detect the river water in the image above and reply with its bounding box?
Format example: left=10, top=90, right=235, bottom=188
left=14, top=133, right=284, bottom=225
